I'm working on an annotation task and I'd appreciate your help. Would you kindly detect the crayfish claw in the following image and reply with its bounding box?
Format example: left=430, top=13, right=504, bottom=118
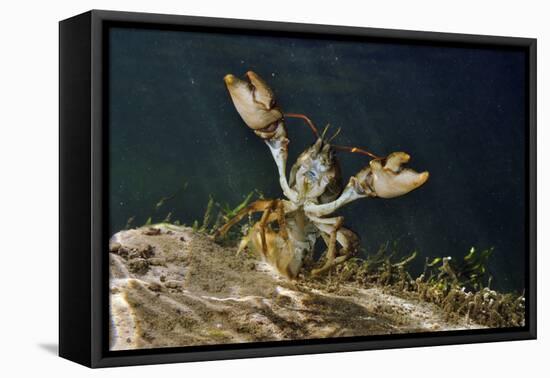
left=224, top=71, right=286, bottom=142
left=367, top=152, right=429, bottom=198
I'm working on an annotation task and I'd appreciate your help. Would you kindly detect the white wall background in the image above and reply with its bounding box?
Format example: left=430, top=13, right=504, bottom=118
left=0, top=0, right=546, bottom=375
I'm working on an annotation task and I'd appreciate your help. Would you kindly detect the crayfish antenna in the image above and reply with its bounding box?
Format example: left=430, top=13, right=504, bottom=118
left=327, top=127, right=341, bottom=143
left=320, top=124, right=331, bottom=141
left=283, top=113, right=320, bottom=138
left=284, top=111, right=381, bottom=158
left=332, top=144, right=383, bottom=160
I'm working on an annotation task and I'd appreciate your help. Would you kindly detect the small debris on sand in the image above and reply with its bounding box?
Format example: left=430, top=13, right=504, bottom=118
left=142, top=227, right=162, bottom=236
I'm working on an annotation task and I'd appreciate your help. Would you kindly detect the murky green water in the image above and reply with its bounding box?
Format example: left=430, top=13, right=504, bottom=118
left=108, top=26, right=526, bottom=292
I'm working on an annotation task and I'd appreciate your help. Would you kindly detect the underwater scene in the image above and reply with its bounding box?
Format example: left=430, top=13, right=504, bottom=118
left=107, top=26, right=527, bottom=351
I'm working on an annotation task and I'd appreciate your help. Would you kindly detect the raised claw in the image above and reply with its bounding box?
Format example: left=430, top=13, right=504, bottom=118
left=224, top=71, right=286, bottom=141
left=355, top=152, right=429, bottom=198
left=304, top=152, right=428, bottom=217
left=224, top=71, right=297, bottom=202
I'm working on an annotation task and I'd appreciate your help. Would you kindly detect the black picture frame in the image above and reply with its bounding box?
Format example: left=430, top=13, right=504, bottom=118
left=59, top=9, right=537, bottom=368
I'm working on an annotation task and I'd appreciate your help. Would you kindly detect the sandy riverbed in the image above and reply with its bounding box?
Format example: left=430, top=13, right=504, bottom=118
left=109, top=224, right=483, bottom=351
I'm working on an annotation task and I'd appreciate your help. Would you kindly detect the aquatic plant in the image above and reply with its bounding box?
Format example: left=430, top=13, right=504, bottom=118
left=207, top=191, right=260, bottom=241
left=124, top=181, right=189, bottom=229
left=199, top=195, right=215, bottom=232
left=124, top=216, right=136, bottom=230
left=186, top=191, right=262, bottom=239
left=154, top=182, right=189, bottom=211
left=130, top=180, right=261, bottom=244
left=221, top=191, right=257, bottom=220
left=330, top=243, right=524, bottom=328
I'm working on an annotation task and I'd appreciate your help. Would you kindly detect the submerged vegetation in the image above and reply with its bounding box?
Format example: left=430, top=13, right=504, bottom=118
left=328, top=244, right=525, bottom=328
left=190, top=190, right=262, bottom=242
left=125, top=182, right=261, bottom=238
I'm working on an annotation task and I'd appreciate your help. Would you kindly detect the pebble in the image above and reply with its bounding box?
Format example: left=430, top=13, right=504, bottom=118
left=142, top=245, right=155, bottom=258
left=143, top=227, right=161, bottom=236
left=127, top=248, right=141, bottom=259
left=116, top=246, right=130, bottom=258
left=148, top=257, right=167, bottom=266
left=148, top=282, right=162, bottom=292
left=128, top=258, right=150, bottom=274
left=164, top=280, right=183, bottom=289
left=127, top=245, right=155, bottom=259
left=109, top=242, right=121, bottom=253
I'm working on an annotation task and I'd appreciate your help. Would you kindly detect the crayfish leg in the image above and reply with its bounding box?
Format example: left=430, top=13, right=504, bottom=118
left=311, top=221, right=358, bottom=277
left=214, top=199, right=276, bottom=238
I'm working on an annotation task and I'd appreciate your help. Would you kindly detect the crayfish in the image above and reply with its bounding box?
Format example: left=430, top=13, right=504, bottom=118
left=215, top=71, right=429, bottom=279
